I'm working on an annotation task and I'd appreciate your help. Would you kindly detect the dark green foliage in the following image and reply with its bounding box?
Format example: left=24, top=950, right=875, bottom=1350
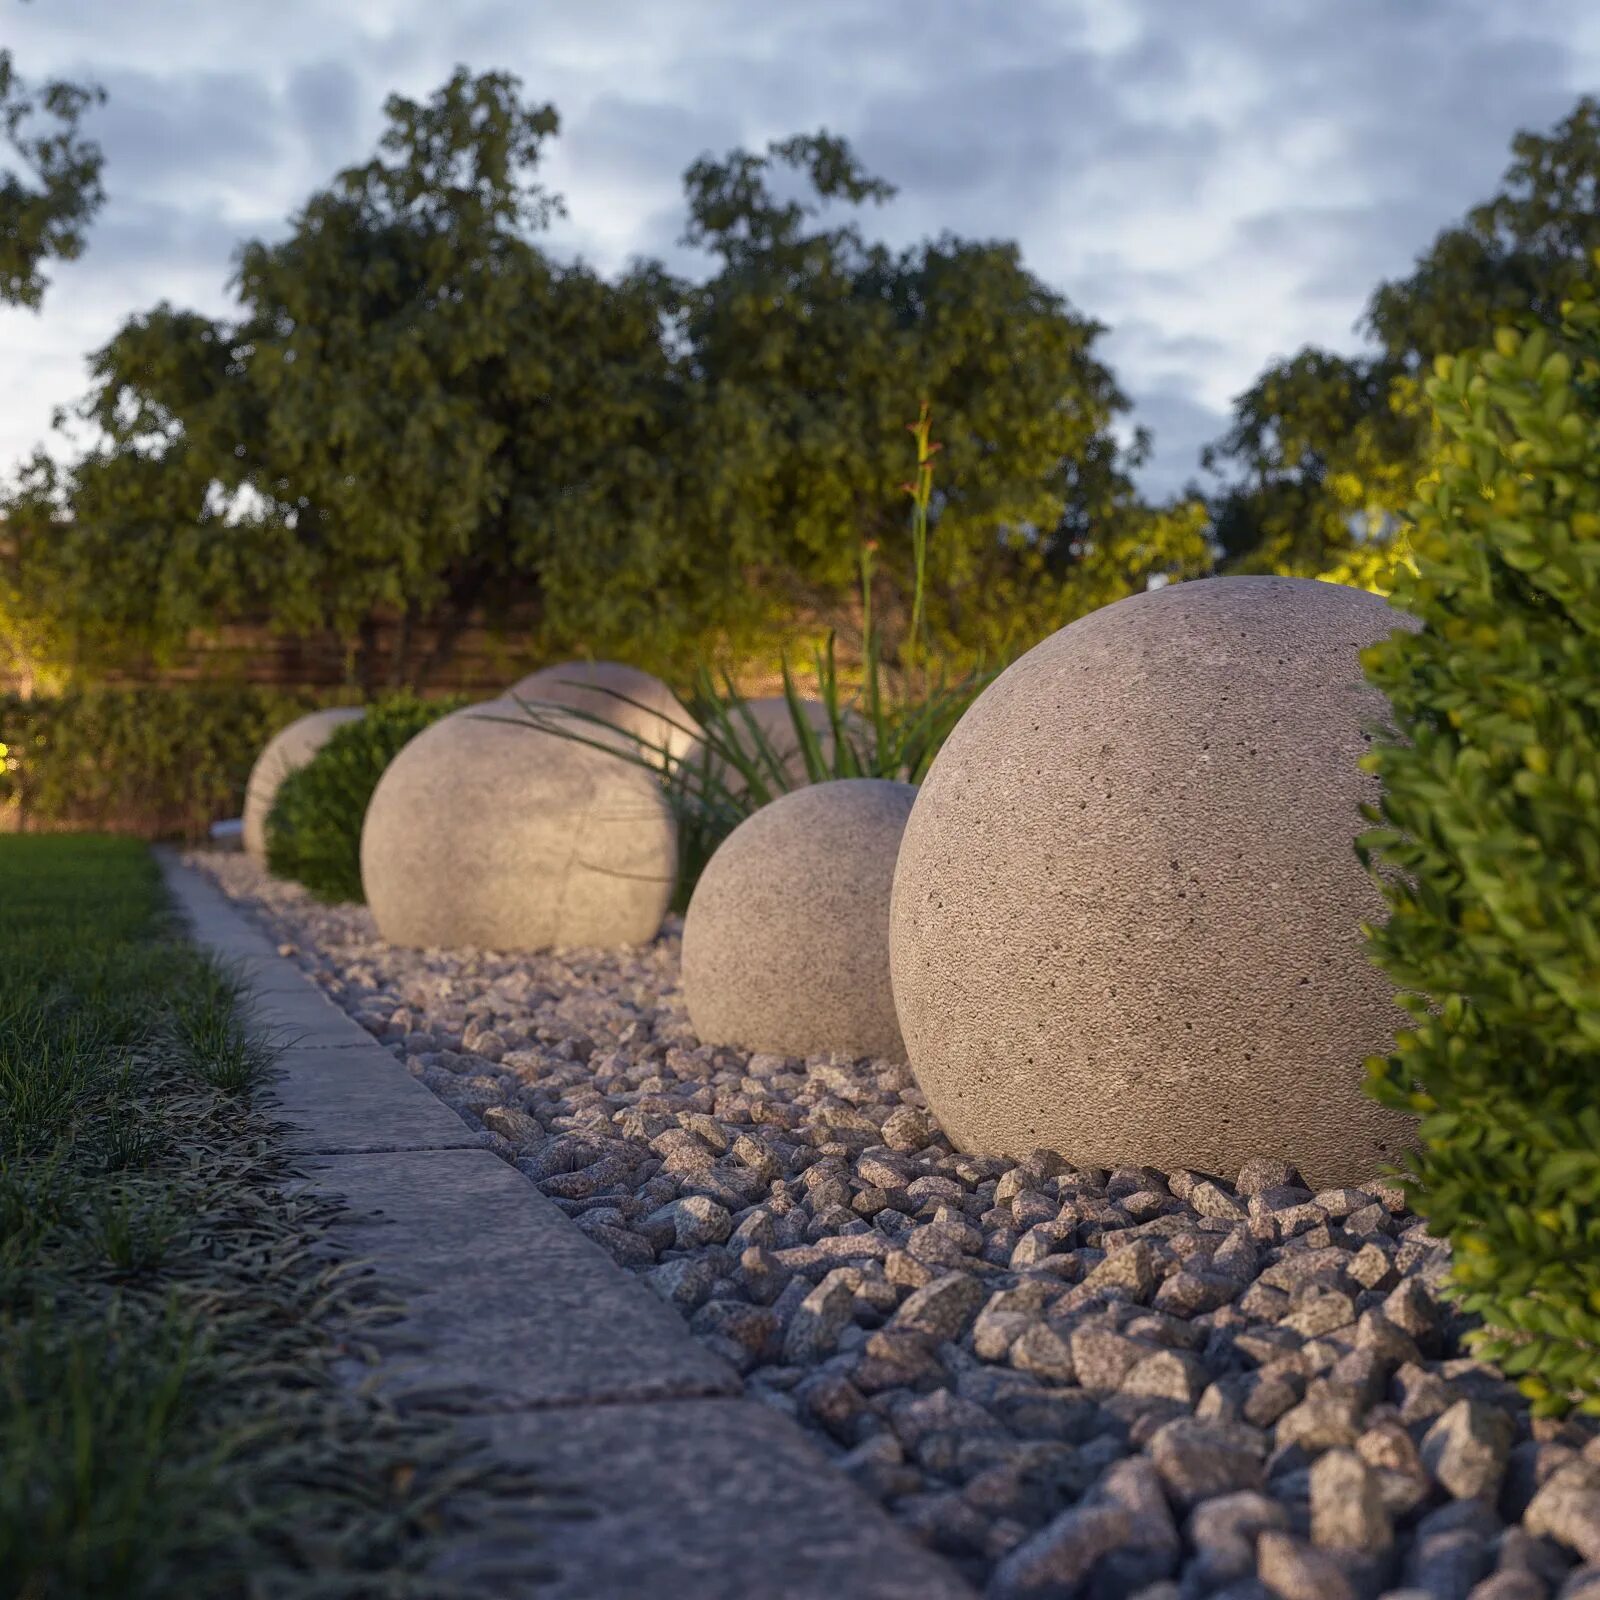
left=1355, top=254, right=1600, bottom=1417
left=0, top=13, right=107, bottom=309
left=1198, top=93, right=1600, bottom=579
left=1, top=69, right=1209, bottom=691
left=266, top=692, right=465, bottom=903
left=0, top=685, right=348, bottom=840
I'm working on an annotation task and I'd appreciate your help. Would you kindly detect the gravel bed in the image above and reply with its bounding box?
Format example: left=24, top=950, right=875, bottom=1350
left=190, top=848, right=1600, bottom=1600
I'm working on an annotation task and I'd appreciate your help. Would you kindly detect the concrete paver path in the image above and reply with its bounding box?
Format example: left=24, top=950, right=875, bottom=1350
left=158, top=848, right=977, bottom=1600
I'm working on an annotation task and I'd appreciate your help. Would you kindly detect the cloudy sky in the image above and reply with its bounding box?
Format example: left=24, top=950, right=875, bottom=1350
left=3, top=0, right=1598, bottom=507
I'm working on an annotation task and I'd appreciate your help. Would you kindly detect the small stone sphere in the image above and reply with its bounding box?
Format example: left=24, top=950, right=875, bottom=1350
left=507, top=660, right=703, bottom=773
left=682, top=778, right=917, bottom=1061
left=888, top=575, right=1424, bottom=1190
left=243, top=706, right=366, bottom=866
left=359, top=701, right=678, bottom=951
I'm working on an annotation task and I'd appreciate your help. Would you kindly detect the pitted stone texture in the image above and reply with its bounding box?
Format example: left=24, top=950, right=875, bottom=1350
left=683, top=779, right=916, bottom=1060
left=506, top=659, right=704, bottom=773
left=360, top=704, right=677, bottom=952
left=243, top=707, right=365, bottom=865
left=888, top=575, right=1423, bottom=1190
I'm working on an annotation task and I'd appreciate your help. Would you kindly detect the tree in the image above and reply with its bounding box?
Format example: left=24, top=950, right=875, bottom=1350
left=0, top=2, right=106, bottom=308
left=19, top=68, right=731, bottom=686
left=8, top=83, right=1216, bottom=690
left=657, top=131, right=1213, bottom=668
left=1197, top=94, right=1600, bottom=578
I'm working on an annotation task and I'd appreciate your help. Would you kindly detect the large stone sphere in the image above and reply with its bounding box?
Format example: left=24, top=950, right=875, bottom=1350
left=243, top=707, right=366, bottom=866
left=360, top=703, right=678, bottom=951
left=888, top=575, right=1423, bottom=1190
left=507, top=660, right=703, bottom=773
left=683, top=778, right=917, bottom=1060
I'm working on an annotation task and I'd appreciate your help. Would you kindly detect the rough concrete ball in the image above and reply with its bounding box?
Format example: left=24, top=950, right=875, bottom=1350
left=360, top=702, right=677, bottom=951
left=705, top=696, right=868, bottom=797
left=888, top=575, right=1423, bottom=1190
left=243, top=707, right=366, bottom=866
left=507, top=660, right=703, bottom=773
left=683, top=778, right=917, bottom=1060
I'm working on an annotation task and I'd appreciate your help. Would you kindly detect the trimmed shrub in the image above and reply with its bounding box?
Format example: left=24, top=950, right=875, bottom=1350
left=0, top=685, right=343, bottom=841
left=1354, top=253, right=1600, bottom=1416
left=265, top=693, right=465, bottom=903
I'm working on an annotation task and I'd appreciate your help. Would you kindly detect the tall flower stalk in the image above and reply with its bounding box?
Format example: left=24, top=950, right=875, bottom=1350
left=900, top=397, right=942, bottom=669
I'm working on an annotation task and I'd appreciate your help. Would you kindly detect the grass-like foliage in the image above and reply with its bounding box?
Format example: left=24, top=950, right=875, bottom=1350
left=482, top=402, right=998, bottom=912
left=266, top=691, right=465, bottom=903
left=1354, top=252, right=1600, bottom=1418
left=0, top=836, right=567, bottom=1596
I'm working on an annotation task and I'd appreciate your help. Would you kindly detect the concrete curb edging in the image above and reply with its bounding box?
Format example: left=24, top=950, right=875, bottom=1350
left=156, top=848, right=978, bottom=1600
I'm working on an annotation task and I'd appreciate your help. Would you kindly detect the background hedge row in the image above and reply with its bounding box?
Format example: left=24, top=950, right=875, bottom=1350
left=0, top=686, right=360, bottom=841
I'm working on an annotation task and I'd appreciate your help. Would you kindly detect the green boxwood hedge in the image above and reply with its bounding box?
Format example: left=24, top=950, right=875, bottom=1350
left=1356, top=251, right=1600, bottom=1417
left=265, top=692, right=466, bottom=903
left=0, top=685, right=351, bottom=842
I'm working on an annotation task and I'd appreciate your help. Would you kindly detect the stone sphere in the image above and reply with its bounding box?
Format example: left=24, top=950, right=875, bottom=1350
left=507, top=660, right=703, bottom=773
left=683, top=778, right=917, bottom=1060
left=243, top=707, right=366, bottom=866
left=360, top=702, right=678, bottom=951
left=703, top=695, right=868, bottom=798
left=888, top=575, right=1423, bottom=1190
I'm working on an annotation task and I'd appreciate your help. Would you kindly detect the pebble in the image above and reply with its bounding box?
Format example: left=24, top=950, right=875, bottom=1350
left=192, top=850, right=1600, bottom=1599
left=988, top=1504, right=1132, bottom=1600
left=895, top=1272, right=985, bottom=1343
left=1311, top=1447, right=1393, bottom=1551
left=1526, top=1462, right=1600, bottom=1565
left=1256, top=1529, right=1359, bottom=1600
left=1424, top=1399, right=1518, bottom=1502
left=783, top=1270, right=858, bottom=1365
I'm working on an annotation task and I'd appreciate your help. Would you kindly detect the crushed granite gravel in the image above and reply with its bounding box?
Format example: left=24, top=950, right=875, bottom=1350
left=188, top=849, right=1600, bottom=1600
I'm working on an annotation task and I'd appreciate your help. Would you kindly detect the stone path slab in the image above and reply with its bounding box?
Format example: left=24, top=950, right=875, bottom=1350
left=157, top=849, right=977, bottom=1599
left=273, top=1045, right=484, bottom=1155
left=247, top=980, right=383, bottom=1050
left=443, top=1399, right=971, bottom=1600
left=300, top=1145, right=741, bottom=1411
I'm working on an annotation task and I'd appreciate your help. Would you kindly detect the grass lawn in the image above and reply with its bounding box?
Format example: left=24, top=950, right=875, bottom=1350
left=0, top=836, right=553, bottom=1599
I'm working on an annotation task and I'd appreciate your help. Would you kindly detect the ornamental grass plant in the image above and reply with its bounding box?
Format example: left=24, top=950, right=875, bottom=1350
left=1354, top=253, right=1600, bottom=1417
left=484, top=400, right=999, bottom=909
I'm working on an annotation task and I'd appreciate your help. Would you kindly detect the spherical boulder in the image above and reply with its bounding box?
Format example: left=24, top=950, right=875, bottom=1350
left=243, top=707, right=366, bottom=867
left=683, top=778, right=917, bottom=1060
left=507, top=660, right=703, bottom=773
left=888, top=574, right=1423, bottom=1191
left=359, top=702, right=678, bottom=951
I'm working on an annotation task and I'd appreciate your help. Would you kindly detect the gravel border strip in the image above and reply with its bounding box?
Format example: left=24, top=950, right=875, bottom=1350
left=183, top=848, right=1600, bottom=1600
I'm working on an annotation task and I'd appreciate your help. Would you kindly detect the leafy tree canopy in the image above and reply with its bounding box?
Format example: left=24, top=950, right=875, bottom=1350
left=0, top=1, right=106, bottom=309
left=1196, top=94, right=1600, bottom=579
left=4, top=68, right=1213, bottom=690
left=663, top=129, right=1213, bottom=665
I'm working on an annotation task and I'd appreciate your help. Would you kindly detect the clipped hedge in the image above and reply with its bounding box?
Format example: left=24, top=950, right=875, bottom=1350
left=0, top=685, right=355, bottom=843
left=1355, top=254, right=1600, bottom=1416
left=266, top=692, right=466, bottom=904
